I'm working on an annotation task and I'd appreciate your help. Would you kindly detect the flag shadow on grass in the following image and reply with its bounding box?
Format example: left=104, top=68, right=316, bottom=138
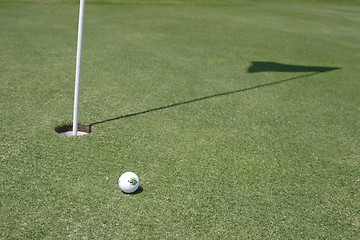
left=90, top=62, right=340, bottom=127
left=247, top=61, right=340, bottom=73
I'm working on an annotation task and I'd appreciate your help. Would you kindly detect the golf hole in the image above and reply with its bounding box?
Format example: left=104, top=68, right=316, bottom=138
left=55, top=124, right=91, bottom=136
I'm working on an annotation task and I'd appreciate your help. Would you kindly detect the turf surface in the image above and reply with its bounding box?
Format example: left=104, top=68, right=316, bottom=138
left=1, top=0, right=360, bottom=239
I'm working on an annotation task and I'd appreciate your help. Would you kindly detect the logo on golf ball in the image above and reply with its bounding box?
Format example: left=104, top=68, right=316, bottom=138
left=129, top=178, right=138, bottom=186
left=118, top=172, right=140, bottom=194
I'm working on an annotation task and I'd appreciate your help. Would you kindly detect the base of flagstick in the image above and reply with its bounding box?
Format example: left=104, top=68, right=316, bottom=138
left=55, top=124, right=91, bottom=136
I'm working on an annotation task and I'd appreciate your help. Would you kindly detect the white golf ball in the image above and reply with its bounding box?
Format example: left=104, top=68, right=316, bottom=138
left=118, top=172, right=140, bottom=193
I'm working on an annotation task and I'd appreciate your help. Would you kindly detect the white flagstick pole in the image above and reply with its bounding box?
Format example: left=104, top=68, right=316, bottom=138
left=72, top=0, right=85, bottom=136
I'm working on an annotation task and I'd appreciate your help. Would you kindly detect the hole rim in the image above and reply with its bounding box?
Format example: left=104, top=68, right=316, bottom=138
left=55, top=124, right=91, bottom=136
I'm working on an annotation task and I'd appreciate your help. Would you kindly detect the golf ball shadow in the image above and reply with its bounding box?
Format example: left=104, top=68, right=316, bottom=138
left=130, top=186, right=143, bottom=195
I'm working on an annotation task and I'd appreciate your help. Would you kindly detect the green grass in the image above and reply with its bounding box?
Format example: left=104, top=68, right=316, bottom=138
left=1, top=0, right=360, bottom=239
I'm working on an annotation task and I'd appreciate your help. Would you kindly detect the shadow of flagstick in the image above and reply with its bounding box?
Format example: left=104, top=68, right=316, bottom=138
left=90, top=71, right=324, bottom=127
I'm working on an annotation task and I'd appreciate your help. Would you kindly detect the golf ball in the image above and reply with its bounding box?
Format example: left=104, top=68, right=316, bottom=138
left=118, top=172, right=140, bottom=193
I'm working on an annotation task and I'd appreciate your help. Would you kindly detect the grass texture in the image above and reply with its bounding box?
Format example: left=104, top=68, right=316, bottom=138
left=1, top=0, right=360, bottom=239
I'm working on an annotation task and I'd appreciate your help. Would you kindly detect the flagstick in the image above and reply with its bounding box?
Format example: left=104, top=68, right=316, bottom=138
left=72, top=0, right=85, bottom=136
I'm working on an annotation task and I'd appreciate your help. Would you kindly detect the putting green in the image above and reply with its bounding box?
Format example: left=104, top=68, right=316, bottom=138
left=1, top=0, right=359, bottom=239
